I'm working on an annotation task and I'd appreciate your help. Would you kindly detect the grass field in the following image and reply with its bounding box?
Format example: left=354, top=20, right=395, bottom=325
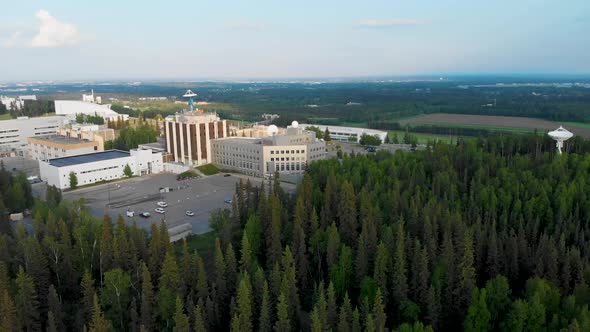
left=389, top=130, right=459, bottom=144
left=197, top=164, right=220, bottom=176
left=0, top=114, right=11, bottom=120
left=399, top=113, right=590, bottom=138
left=175, top=231, right=217, bottom=267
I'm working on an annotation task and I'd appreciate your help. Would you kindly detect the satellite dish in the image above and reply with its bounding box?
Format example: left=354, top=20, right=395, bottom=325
left=267, top=125, right=279, bottom=136
left=183, top=90, right=197, bottom=98
left=548, top=126, right=574, bottom=154
left=291, top=120, right=299, bottom=128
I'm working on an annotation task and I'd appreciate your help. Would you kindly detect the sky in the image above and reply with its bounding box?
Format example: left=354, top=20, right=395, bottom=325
left=0, top=0, right=589, bottom=81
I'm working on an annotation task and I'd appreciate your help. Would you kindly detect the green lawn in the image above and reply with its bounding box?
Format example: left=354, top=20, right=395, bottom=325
left=388, top=130, right=460, bottom=144
left=563, top=122, right=590, bottom=130
left=0, top=114, right=11, bottom=120
left=197, top=163, right=220, bottom=176
left=404, top=121, right=536, bottom=133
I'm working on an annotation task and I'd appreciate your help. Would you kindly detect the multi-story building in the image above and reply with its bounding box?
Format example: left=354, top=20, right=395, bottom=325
left=163, top=111, right=229, bottom=166
left=57, top=123, right=115, bottom=150
left=211, top=125, right=326, bottom=177
left=0, top=116, right=66, bottom=157
left=39, top=148, right=163, bottom=189
left=27, top=135, right=100, bottom=161
left=233, top=124, right=287, bottom=138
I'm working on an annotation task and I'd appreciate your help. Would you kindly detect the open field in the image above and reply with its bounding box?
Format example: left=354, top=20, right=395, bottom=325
left=399, top=113, right=590, bottom=138
left=389, top=130, right=458, bottom=143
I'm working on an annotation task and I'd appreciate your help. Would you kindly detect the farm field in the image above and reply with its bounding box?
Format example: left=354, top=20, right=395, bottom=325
left=388, top=130, right=459, bottom=144
left=399, top=113, right=590, bottom=138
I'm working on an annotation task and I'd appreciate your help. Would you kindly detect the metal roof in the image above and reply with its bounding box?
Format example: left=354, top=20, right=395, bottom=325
left=47, top=150, right=130, bottom=167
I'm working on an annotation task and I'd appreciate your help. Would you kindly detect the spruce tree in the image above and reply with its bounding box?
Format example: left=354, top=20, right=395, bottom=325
left=274, top=292, right=291, bottom=332
left=338, top=181, right=357, bottom=247
left=327, top=281, right=338, bottom=330
left=338, top=293, right=353, bottom=332
left=0, top=289, right=17, bottom=332
left=47, top=284, right=65, bottom=331
left=15, top=266, right=40, bottom=331
left=100, top=215, right=114, bottom=283
left=140, top=262, right=154, bottom=331
left=373, top=289, right=386, bottom=332
left=258, top=281, right=272, bottom=332
left=193, top=304, right=207, bottom=332
left=81, top=270, right=96, bottom=324
left=173, top=296, right=190, bottom=332
left=89, top=293, right=111, bottom=332
left=237, top=273, right=253, bottom=332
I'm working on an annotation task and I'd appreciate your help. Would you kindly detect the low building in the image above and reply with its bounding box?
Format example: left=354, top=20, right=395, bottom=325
left=57, top=123, right=115, bottom=150
left=233, top=124, right=287, bottom=138
left=27, top=135, right=100, bottom=161
left=0, top=95, right=36, bottom=110
left=0, top=116, right=67, bottom=157
left=298, top=124, right=387, bottom=143
left=54, top=100, right=129, bottom=122
left=39, top=149, right=163, bottom=189
left=164, top=110, right=229, bottom=166
left=211, top=125, right=326, bottom=177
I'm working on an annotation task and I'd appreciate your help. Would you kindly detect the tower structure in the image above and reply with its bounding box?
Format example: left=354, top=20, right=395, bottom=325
left=183, top=90, right=197, bottom=112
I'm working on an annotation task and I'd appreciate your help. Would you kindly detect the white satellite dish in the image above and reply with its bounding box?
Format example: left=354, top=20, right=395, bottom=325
left=548, top=126, right=574, bottom=154
left=183, top=90, right=197, bottom=98
left=267, top=125, right=279, bottom=136
left=291, top=120, right=299, bottom=128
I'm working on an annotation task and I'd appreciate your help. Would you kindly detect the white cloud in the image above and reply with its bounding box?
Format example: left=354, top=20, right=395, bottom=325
left=358, top=19, right=421, bottom=28
left=30, top=10, right=81, bottom=48
left=3, top=31, right=23, bottom=48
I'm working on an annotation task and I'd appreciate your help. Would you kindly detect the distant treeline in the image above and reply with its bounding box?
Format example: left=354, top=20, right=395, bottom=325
left=7, top=100, right=55, bottom=118
left=369, top=121, right=530, bottom=138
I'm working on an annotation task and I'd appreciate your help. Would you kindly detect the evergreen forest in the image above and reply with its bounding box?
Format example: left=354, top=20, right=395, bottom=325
left=3, top=134, right=590, bottom=331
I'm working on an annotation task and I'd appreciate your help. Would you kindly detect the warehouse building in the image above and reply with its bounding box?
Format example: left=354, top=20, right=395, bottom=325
left=164, top=110, right=229, bottom=166
left=27, top=135, right=100, bottom=161
left=54, top=100, right=128, bottom=122
left=298, top=124, right=387, bottom=143
left=39, top=149, right=163, bottom=189
left=0, top=116, right=67, bottom=157
left=211, top=123, right=326, bottom=177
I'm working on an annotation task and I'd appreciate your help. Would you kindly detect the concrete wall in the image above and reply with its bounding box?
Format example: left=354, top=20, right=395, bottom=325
left=0, top=116, right=66, bottom=155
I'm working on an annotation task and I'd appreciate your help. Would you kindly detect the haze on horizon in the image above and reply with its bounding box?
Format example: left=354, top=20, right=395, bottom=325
left=1, top=0, right=589, bottom=81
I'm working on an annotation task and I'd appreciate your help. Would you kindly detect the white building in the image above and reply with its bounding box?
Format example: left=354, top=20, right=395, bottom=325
left=1, top=95, right=37, bottom=110
left=298, top=124, right=387, bottom=143
left=39, top=149, right=163, bottom=189
left=54, top=100, right=128, bottom=122
left=0, top=116, right=67, bottom=157
left=28, top=135, right=100, bottom=161
left=211, top=125, right=326, bottom=177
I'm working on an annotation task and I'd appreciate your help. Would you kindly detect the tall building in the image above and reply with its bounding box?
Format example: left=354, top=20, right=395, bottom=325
left=164, top=111, right=229, bottom=166
left=0, top=116, right=67, bottom=157
left=211, top=125, right=326, bottom=177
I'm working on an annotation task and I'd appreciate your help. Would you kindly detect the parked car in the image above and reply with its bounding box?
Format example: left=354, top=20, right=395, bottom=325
left=126, top=210, right=135, bottom=217
left=157, top=201, right=168, bottom=208
left=223, top=173, right=232, bottom=177
left=139, top=212, right=150, bottom=218
left=186, top=210, right=195, bottom=217
left=224, top=198, right=233, bottom=204
left=155, top=208, right=166, bottom=214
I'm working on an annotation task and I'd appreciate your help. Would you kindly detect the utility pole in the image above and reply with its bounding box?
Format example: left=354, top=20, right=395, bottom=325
left=107, top=183, right=111, bottom=208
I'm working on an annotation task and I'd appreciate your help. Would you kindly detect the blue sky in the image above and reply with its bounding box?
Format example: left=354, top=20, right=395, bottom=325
left=1, top=0, right=589, bottom=81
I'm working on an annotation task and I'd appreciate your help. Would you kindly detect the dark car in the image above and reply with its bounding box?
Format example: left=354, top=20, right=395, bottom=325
left=139, top=212, right=151, bottom=218
left=224, top=173, right=231, bottom=177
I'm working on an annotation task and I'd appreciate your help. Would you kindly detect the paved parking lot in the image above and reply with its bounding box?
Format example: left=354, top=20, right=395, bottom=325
left=64, top=173, right=296, bottom=235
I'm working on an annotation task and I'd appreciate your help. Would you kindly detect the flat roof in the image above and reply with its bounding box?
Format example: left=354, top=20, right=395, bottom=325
left=29, top=135, right=94, bottom=145
left=47, top=150, right=130, bottom=167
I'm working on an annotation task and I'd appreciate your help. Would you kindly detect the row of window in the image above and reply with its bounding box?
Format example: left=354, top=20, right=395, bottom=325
left=77, top=165, right=123, bottom=175
left=0, top=129, right=18, bottom=134
left=270, top=149, right=304, bottom=155
left=270, top=157, right=305, bottom=162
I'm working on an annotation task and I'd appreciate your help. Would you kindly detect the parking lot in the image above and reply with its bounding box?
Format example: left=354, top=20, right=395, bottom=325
left=63, top=172, right=296, bottom=234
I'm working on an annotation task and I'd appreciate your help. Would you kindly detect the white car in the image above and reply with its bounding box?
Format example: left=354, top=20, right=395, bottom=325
left=155, top=208, right=166, bottom=214
left=157, top=201, right=168, bottom=208
left=126, top=210, right=135, bottom=217
left=186, top=210, right=195, bottom=217
left=139, top=212, right=150, bottom=218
